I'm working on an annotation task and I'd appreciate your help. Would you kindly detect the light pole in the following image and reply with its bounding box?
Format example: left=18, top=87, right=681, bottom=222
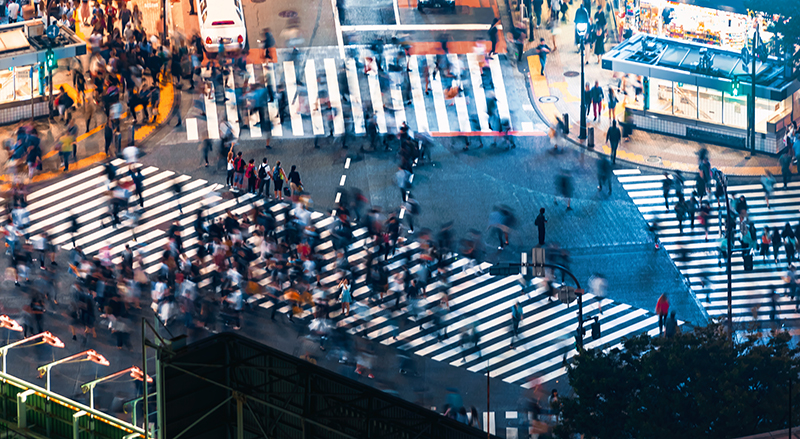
left=81, top=366, right=152, bottom=410
left=0, top=330, right=63, bottom=374
left=575, top=7, right=590, bottom=140
left=38, top=349, right=110, bottom=392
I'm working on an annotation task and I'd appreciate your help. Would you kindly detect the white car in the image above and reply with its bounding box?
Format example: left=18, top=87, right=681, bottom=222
left=196, top=0, right=247, bottom=53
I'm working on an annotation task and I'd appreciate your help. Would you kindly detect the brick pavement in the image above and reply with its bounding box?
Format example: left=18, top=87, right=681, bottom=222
left=510, top=1, right=780, bottom=177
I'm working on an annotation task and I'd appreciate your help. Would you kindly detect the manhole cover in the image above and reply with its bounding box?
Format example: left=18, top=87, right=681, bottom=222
left=646, top=156, right=662, bottom=163
left=564, top=71, right=579, bottom=77
left=252, top=0, right=265, bottom=3
left=278, top=10, right=298, bottom=18
left=539, top=96, right=559, bottom=103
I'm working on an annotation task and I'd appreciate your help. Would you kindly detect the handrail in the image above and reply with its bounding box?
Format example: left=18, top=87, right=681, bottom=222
left=0, top=371, right=145, bottom=437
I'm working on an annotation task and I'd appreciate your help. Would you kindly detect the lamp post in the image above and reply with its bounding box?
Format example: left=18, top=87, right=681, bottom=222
left=81, top=366, right=152, bottom=410
left=0, top=330, right=63, bottom=374
left=38, top=349, right=110, bottom=392
left=575, top=7, right=590, bottom=140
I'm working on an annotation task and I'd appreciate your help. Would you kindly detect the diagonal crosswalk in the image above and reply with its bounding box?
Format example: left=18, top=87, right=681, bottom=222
left=616, top=168, right=800, bottom=323
left=186, top=53, right=547, bottom=142
left=8, top=163, right=660, bottom=386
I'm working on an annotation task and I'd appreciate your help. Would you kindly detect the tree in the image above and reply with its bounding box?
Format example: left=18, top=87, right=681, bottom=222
left=746, top=0, right=800, bottom=71
left=554, top=325, right=800, bottom=439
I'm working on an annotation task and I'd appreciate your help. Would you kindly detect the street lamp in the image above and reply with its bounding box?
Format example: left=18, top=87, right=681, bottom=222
left=575, top=7, right=590, bottom=140
left=0, top=331, right=64, bottom=374
left=81, top=366, right=153, bottom=410
left=38, top=349, right=110, bottom=392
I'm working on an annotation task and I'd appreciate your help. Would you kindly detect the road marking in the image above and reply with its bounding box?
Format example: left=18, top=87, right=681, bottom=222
left=345, top=157, right=351, bottom=169
left=324, top=58, right=345, bottom=135
left=339, top=175, right=346, bottom=186
left=448, top=54, right=470, bottom=132
left=345, top=58, right=366, bottom=134
left=245, top=64, right=263, bottom=138
left=392, top=0, right=401, bottom=25
left=224, top=73, right=240, bottom=138
left=521, top=121, right=534, bottom=132
left=407, top=55, right=429, bottom=133
left=390, top=86, right=407, bottom=130
left=283, top=61, right=305, bottom=136
left=186, top=118, right=198, bottom=141
left=202, top=68, right=220, bottom=139
left=427, top=55, right=450, bottom=133
left=483, top=412, right=496, bottom=435
left=330, top=0, right=345, bottom=58
left=341, top=24, right=501, bottom=31
left=305, top=60, right=325, bottom=135
left=266, top=64, right=283, bottom=137
left=467, top=54, right=490, bottom=132
left=366, top=66, right=387, bottom=133
left=489, top=56, right=512, bottom=129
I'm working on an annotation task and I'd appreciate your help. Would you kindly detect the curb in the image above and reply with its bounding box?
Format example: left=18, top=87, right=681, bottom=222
left=0, top=81, right=176, bottom=190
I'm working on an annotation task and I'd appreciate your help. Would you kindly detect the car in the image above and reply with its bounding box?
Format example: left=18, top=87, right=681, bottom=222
left=196, top=0, right=247, bottom=53
left=417, top=0, right=456, bottom=13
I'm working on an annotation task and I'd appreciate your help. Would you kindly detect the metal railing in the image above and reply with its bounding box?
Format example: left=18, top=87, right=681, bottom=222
left=0, top=371, right=144, bottom=439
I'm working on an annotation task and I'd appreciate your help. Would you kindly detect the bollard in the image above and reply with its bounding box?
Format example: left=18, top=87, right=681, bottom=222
left=587, top=127, right=595, bottom=148
left=562, top=113, right=570, bottom=135
left=17, top=390, right=35, bottom=429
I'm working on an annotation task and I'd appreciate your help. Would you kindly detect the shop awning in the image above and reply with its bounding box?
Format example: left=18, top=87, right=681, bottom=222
left=603, top=33, right=800, bottom=101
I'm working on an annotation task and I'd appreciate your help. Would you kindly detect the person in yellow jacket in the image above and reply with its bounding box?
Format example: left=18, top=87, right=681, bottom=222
left=59, top=126, right=76, bottom=171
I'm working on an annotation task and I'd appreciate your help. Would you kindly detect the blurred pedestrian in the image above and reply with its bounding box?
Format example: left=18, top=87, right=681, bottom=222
left=556, top=169, right=573, bottom=210
left=656, top=293, right=669, bottom=335
left=762, top=170, right=776, bottom=209
left=597, top=157, right=612, bottom=194
left=535, top=207, right=547, bottom=246
left=606, top=120, right=621, bottom=164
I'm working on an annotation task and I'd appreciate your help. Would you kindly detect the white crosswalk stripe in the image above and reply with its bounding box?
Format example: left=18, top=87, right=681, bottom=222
left=187, top=53, right=542, bottom=141
left=13, top=162, right=664, bottom=388
left=616, top=168, right=800, bottom=323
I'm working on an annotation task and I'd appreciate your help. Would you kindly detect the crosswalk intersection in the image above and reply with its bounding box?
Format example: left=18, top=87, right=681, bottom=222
left=616, top=168, right=800, bottom=324
left=8, top=162, right=661, bottom=386
left=186, top=51, right=545, bottom=141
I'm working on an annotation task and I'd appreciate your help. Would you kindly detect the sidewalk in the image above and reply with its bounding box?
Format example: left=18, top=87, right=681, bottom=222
left=513, top=2, right=779, bottom=177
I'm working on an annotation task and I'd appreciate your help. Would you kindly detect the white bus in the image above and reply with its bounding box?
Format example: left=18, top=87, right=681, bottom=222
left=196, top=0, right=247, bottom=53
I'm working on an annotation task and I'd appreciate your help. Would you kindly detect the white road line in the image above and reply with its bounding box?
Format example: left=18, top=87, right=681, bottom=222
left=449, top=55, right=470, bottom=132
left=345, top=58, right=366, bottom=134
left=245, top=64, right=263, bottom=138
left=203, top=68, right=220, bottom=139
left=283, top=61, right=305, bottom=136
left=330, top=0, right=345, bottom=58
left=366, top=66, right=387, bottom=133
left=324, top=58, right=345, bottom=135
left=266, top=64, right=283, bottom=137
left=407, top=55, right=429, bottom=133
left=390, top=86, right=406, bottom=129
left=392, top=0, right=400, bottom=25
left=341, top=24, right=500, bottom=31
left=305, top=60, right=325, bottom=135
left=186, top=118, right=198, bottom=141
left=521, top=121, right=534, bottom=132
left=224, top=73, right=240, bottom=139
left=489, top=56, right=511, bottom=129
left=467, top=54, right=490, bottom=132
left=427, top=54, right=450, bottom=133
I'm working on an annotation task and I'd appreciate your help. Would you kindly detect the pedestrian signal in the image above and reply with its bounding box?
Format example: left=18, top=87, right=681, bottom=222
left=591, top=317, right=601, bottom=340
left=45, top=49, right=56, bottom=69
left=731, top=77, right=740, bottom=96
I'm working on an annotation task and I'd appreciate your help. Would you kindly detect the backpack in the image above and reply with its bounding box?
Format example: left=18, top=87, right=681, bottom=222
left=273, top=168, right=282, bottom=182
left=258, top=165, right=268, bottom=179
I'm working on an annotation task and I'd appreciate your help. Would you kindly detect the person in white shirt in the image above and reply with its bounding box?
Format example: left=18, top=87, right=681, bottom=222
left=7, top=1, right=19, bottom=22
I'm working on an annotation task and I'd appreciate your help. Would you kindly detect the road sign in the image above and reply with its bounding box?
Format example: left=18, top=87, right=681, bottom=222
left=532, top=247, right=545, bottom=277
left=46, top=25, right=59, bottom=40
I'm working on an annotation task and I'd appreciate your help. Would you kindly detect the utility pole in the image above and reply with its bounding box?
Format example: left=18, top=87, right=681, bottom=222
left=715, top=169, right=734, bottom=336
left=748, top=22, right=758, bottom=153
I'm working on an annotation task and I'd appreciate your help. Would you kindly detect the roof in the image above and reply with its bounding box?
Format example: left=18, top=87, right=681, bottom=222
left=603, top=33, right=800, bottom=100
left=0, top=19, right=86, bottom=69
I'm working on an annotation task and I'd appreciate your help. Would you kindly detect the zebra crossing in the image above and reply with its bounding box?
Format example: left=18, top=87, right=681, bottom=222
left=9, top=162, right=661, bottom=386
left=616, top=168, right=800, bottom=324
left=186, top=52, right=545, bottom=141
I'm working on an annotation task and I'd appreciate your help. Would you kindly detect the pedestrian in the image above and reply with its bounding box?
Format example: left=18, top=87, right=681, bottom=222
left=606, top=119, right=621, bottom=164
left=772, top=227, right=783, bottom=265
left=172, top=180, right=183, bottom=214
left=675, top=196, right=687, bottom=234
left=661, top=172, right=672, bottom=209
left=592, top=26, right=605, bottom=63
left=781, top=149, right=793, bottom=189
left=396, top=166, right=411, bottom=203
left=535, top=38, right=551, bottom=76
left=404, top=195, right=420, bottom=234
left=131, top=168, right=144, bottom=208
left=687, top=191, right=698, bottom=229
left=488, top=18, right=499, bottom=55
left=272, top=161, right=286, bottom=200
left=556, top=169, right=573, bottom=210
left=784, top=222, right=796, bottom=265
left=534, top=207, right=547, bottom=246
left=510, top=301, right=523, bottom=347
left=655, top=293, right=669, bottom=335
left=597, top=156, right=612, bottom=194
left=232, top=151, right=245, bottom=191
left=488, top=206, right=510, bottom=250
left=226, top=147, right=235, bottom=186
left=245, top=159, right=256, bottom=193
left=607, top=86, right=618, bottom=121
left=257, top=158, right=271, bottom=198
left=762, top=170, right=776, bottom=209
left=583, top=83, right=591, bottom=117
left=339, top=277, right=352, bottom=316
left=664, top=311, right=678, bottom=338
left=59, top=126, right=75, bottom=171
left=761, top=226, right=771, bottom=263
left=201, top=138, right=213, bottom=167
left=590, top=81, right=604, bottom=121
left=785, top=264, right=797, bottom=303
left=287, top=165, right=302, bottom=197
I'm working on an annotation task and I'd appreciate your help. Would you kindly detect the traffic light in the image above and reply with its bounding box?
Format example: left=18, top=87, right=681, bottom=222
left=642, top=76, right=650, bottom=111
left=591, top=317, right=601, bottom=340
left=731, top=77, right=740, bottom=96
left=45, top=49, right=56, bottom=70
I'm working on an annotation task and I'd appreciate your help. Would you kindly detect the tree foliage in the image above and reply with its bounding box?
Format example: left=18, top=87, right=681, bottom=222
left=554, top=325, right=800, bottom=439
left=746, top=0, right=800, bottom=63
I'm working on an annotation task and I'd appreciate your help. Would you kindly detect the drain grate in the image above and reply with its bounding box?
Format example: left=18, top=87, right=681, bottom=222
left=564, top=71, right=579, bottom=77
left=646, top=156, right=662, bottom=164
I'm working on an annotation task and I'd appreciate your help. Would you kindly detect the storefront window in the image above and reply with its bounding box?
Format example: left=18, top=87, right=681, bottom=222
left=672, top=84, right=697, bottom=119
left=722, top=93, right=747, bottom=129
left=793, top=89, right=800, bottom=123
left=697, top=87, right=722, bottom=124
left=0, top=66, right=40, bottom=104
left=0, top=68, right=14, bottom=103
left=755, top=97, right=783, bottom=134
left=647, top=78, right=672, bottom=115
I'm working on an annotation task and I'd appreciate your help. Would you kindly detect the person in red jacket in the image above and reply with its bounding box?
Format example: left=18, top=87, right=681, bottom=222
left=232, top=152, right=246, bottom=191
left=656, top=294, right=669, bottom=335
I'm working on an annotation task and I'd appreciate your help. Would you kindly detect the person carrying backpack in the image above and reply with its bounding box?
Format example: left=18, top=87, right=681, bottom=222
left=232, top=151, right=246, bottom=191
left=272, top=161, right=286, bottom=200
